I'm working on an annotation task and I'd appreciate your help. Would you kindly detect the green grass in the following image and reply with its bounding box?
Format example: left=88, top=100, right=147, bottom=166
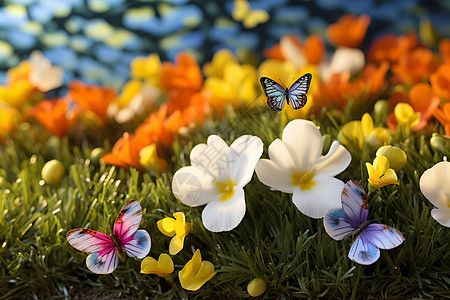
left=1, top=107, right=450, bottom=299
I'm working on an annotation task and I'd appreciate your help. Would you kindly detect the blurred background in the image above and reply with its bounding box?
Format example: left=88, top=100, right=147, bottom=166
left=0, top=0, right=449, bottom=89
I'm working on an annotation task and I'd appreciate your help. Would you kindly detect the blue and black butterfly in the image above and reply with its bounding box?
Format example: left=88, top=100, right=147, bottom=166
left=260, top=73, right=312, bottom=111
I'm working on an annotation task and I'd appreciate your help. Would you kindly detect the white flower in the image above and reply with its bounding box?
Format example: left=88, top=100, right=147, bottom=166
left=255, top=119, right=351, bottom=218
left=172, top=135, right=263, bottom=232
left=319, top=47, right=365, bottom=82
left=28, top=50, right=64, bottom=92
left=419, top=160, right=450, bottom=227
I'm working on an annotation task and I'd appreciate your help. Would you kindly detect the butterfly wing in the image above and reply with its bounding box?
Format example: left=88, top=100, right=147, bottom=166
left=323, top=207, right=358, bottom=241
left=122, top=229, right=151, bottom=259
left=260, top=77, right=287, bottom=111
left=341, top=180, right=369, bottom=227
left=287, top=73, right=312, bottom=110
left=66, top=229, right=119, bottom=274
left=362, top=223, right=404, bottom=250
left=348, top=234, right=380, bottom=265
left=113, top=199, right=151, bottom=259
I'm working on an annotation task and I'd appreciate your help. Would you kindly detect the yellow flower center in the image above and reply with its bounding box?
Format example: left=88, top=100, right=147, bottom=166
left=291, top=172, right=316, bottom=191
left=214, top=179, right=236, bottom=202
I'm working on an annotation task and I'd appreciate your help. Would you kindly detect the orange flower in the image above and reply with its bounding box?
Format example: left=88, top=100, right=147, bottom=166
left=302, top=34, right=326, bottom=65
left=160, top=52, right=203, bottom=93
left=68, top=81, right=116, bottom=124
left=262, top=43, right=285, bottom=60
left=30, top=98, right=77, bottom=137
left=362, top=61, right=390, bottom=95
left=367, top=33, right=418, bottom=64
left=101, top=132, right=141, bottom=169
left=179, top=91, right=211, bottom=126
left=434, top=103, right=450, bottom=136
left=326, top=14, right=371, bottom=48
left=430, top=64, right=450, bottom=101
left=391, top=47, right=438, bottom=84
left=439, top=39, right=450, bottom=63
left=387, top=83, right=440, bottom=131
left=280, top=35, right=325, bottom=68
left=313, top=72, right=353, bottom=109
left=134, top=105, right=170, bottom=148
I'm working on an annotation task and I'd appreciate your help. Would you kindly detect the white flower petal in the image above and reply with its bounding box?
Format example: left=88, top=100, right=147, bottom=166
left=431, top=208, right=450, bottom=227
left=267, top=139, right=298, bottom=170
left=328, top=47, right=365, bottom=76
left=313, top=141, right=352, bottom=176
left=282, top=119, right=323, bottom=171
left=201, top=188, right=246, bottom=232
left=228, top=135, right=263, bottom=186
left=431, top=208, right=450, bottom=228
left=190, top=135, right=231, bottom=180
left=419, top=161, right=450, bottom=209
left=292, top=176, right=344, bottom=218
left=280, top=35, right=307, bottom=69
left=255, top=159, right=296, bottom=193
left=172, top=166, right=220, bottom=207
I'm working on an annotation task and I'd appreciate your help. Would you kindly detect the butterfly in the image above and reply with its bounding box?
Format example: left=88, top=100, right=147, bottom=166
left=232, top=0, right=269, bottom=29
left=323, top=180, right=404, bottom=265
left=260, top=73, right=312, bottom=111
left=67, top=199, right=151, bottom=274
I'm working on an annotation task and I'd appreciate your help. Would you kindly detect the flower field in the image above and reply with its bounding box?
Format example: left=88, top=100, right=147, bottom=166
left=1, top=1, right=450, bottom=299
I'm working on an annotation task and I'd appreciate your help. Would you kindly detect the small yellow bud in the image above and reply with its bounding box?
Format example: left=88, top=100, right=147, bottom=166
left=430, top=133, right=450, bottom=154
left=41, top=159, right=65, bottom=185
left=373, top=99, right=389, bottom=125
left=90, top=147, right=105, bottom=164
left=247, top=277, right=267, bottom=297
left=376, top=145, right=407, bottom=170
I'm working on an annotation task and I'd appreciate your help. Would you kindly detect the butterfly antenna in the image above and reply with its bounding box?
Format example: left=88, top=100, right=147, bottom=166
left=287, top=77, right=295, bottom=87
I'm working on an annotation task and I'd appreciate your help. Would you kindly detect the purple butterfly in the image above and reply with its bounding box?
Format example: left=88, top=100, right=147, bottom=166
left=324, top=180, right=404, bottom=265
left=260, top=73, right=312, bottom=111
left=67, top=199, right=151, bottom=274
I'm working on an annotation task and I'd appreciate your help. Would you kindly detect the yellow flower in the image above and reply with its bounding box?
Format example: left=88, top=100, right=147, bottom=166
left=178, top=249, right=216, bottom=291
left=338, top=113, right=390, bottom=150
left=157, top=212, right=190, bottom=255
left=366, top=155, right=399, bottom=189
left=130, top=53, right=161, bottom=85
left=203, top=61, right=259, bottom=108
left=141, top=253, right=174, bottom=277
left=376, top=145, right=407, bottom=170
left=0, top=105, right=19, bottom=139
left=247, top=277, right=267, bottom=297
left=394, top=102, right=421, bottom=130
left=0, top=80, right=35, bottom=109
left=139, top=144, right=168, bottom=173
left=203, top=49, right=237, bottom=78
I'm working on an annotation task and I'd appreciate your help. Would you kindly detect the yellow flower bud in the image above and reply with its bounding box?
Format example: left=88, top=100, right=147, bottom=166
left=430, top=133, right=450, bottom=154
left=139, top=144, right=168, bottom=173
left=376, top=145, right=407, bottom=170
left=41, top=159, right=65, bottom=185
left=90, top=147, right=105, bottom=164
left=373, top=99, right=389, bottom=124
left=394, top=103, right=421, bottom=130
left=247, top=277, right=267, bottom=297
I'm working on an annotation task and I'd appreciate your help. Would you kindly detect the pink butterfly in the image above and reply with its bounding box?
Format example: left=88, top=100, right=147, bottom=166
left=67, top=199, right=151, bottom=274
